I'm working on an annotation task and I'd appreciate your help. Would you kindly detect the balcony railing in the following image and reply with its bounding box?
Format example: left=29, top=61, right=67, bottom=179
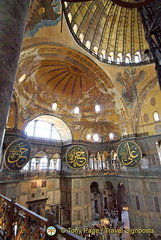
left=0, top=194, right=84, bottom=240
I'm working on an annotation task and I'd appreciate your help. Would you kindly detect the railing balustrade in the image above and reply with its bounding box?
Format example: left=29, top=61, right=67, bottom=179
left=0, top=194, right=84, bottom=240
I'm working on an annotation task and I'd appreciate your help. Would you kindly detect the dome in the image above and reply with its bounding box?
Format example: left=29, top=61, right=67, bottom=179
left=81, top=121, right=120, bottom=142
left=63, top=0, right=151, bottom=64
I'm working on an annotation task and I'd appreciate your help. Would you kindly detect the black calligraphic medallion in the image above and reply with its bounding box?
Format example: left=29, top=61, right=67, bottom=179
left=66, top=145, right=88, bottom=169
left=117, top=141, right=142, bottom=168
left=4, top=139, right=31, bottom=172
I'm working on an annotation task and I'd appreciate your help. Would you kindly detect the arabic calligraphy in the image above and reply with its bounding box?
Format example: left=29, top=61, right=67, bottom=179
left=4, top=139, right=31, bottom=172
left=66, top=146, right=88, bottom=169
left=117, top=141, right=142, bottom=167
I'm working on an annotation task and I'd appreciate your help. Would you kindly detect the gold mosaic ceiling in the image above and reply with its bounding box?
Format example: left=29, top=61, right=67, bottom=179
left=17, top=45, right=115, bottom=110
left=63, top=0, right=150, bottom=63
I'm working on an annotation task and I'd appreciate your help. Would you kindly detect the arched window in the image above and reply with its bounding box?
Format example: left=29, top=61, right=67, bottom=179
left=40, top=157, right=48, bottom=170
left=31, top=158, right=36, bottom=171
left=116, top=57, right=121, bottom=64
left=87, top=134, right=91, bottom=141
left=125, top=53, right=131, bottom=63
left=134, top=51, right=141, bottom=63
left=68, top=13, right=72, bottom=22
left=109, top=133, right=114, bottom=140
left=117, top=53, right=122, bottom=64
left=52, top=102, right=57, bottom=111
left=79, top=33, right=84, bottom=43
left=109, top=52, right=114, bottom=62
left=26, top=120, right=61, bottom=140
left=153, top=111, right=160, bottom=122
left=86, top=40, right=91, bottom=49
left=25, top=115, right=72, bottom=142
left=93, top=133, right=99, bottom=142
left=18, top=74, right=26, bottom=83
left=74, top=106, right=80, bottom=114
left=95, top=104, right=100, bottom=113
left=73, top=24, right=78, bottom=34
left=64, top=2, right=68, bottom=7
left=93, top=46, right=98, bottom=55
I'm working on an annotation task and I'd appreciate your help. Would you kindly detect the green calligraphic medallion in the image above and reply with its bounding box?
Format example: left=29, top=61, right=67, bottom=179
left=117, top=141, right=142, bottom=168
left=4, top=139, right=31, bottom=172
left=66, top=145, right=88, bottom=169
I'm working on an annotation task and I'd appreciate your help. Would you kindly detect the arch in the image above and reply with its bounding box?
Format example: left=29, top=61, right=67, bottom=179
left=90, top=181, right=100, bottom=193
left=90, top=181, right=101, bottom=220
left=125, top=53, right=131, bottom=63
left=108, top=52, right=114, bottom=63
left=86, top=40, right=91, bottom=49
left=93, top=46, right=98, bottom=55
left=79, top=33, right=84, bottom=43
left=24, top=115, right=72, bottom=143
left=117, top=182, right=127, bottom=208
left=88, top=153, right=94, bottom=169
left=117, top=182, right=128, bottom=222
left=68, top=13, right=72, bottom=22
left=153, top=111, right=160, bottom=122
left=116, top=53, right=122, bottom=64
left=74, top=106, right=80, bottom=114
left=50, top=153, right=61, bottom=171
left=134, top=51, right=141, bottom=63
left=104, top=181, right=116, bottom=209
left=73, top=24, right=78, bottom=34
left=141, top=153, right=149, bottom=169
left=34, top=151, right=48, bottom=171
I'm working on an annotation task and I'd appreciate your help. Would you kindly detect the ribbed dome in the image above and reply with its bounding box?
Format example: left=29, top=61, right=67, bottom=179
left=63, top=0, right=150, bottom=64
left=81, top=121, right=120, bottom=142
left=17, top=45, right=115, bottom=117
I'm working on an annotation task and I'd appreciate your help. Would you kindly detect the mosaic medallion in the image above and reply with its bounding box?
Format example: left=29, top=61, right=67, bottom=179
left=117, top=141, right=142, bottom=168
left=66, top=145, right=88, bottom=169
left=4, top=139, right=31, bottom=172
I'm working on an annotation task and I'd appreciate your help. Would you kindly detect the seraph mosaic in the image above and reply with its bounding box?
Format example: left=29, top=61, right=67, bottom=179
left=116, top=69, right=145, bottom=108
left=25, top=0, right=61, bottom=38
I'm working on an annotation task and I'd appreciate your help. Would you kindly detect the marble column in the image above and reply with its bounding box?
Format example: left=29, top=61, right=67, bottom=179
left=0, top=0, right=31, bottom=164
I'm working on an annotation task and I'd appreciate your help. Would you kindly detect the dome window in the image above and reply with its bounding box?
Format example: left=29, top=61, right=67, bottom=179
left=95, top=104, right=100, bottom=113
left=109, top=133, right=114, bottom=140
left=74, top=107, right=80, bottom=114
left=93, top=46, right=98, bottom=55
left=79, top=33, right=84, bottom=43
left=86, top=40, right=91, bottom=49
left=93, top=133, right=99, bottom=142
left=68, top=13, right=72, bottom=22
left=153, top=111, right=160, bottom=122
left=134, top=51, right=141, bottom=63
left=73, top=24, right=78, bottom=34
left=108, top=52, right=114, bottom=62
left=87, top=134, right=91, bottom=141
left=52, top=102, right=57, bottom=111
left=125, top=53, right=131, bottom=63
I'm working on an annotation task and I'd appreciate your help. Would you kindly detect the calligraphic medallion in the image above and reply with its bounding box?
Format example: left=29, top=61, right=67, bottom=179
left=4, top=139, right=31, bottom=172
left=66, top=145, right=88, bottom=169
left=117, top=141, right=142, bottom=168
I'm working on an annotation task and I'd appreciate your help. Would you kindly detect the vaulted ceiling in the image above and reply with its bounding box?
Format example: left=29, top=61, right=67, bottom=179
left=11, top=0, right=157, bottom=140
